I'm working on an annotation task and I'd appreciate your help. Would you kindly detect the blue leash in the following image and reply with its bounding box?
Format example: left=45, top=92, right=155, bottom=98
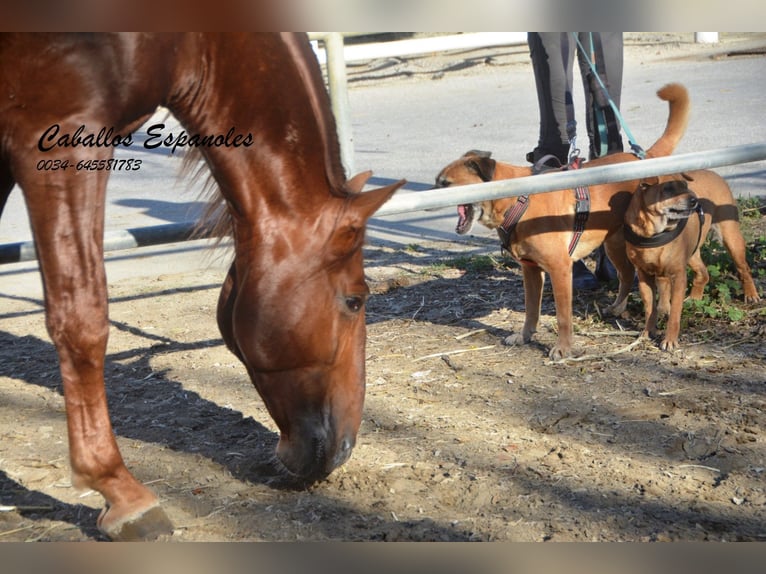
left=573, top=33, right=646, bottom=159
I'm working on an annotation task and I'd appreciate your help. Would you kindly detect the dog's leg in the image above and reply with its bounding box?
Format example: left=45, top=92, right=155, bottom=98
left=656, top=276, right=673, bottom=317
left=716, top=220, right=761, bottom=303
left=637, top=270, right=659, bottom=340
left=687, top=251, right=710, bottom=300
left=547, top=262, right=574, bottom=360
left=603, top=234, right=635, bottom=316
left=504, top=265, right=544, bottom=347
left=662, top=272, right=689, bottom=351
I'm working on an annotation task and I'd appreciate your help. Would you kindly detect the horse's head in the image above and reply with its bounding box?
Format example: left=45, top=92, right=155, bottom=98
left=217, top=174, right=403, bottom=483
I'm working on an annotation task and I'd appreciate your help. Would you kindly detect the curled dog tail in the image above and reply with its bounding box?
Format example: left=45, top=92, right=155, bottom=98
left=644, top=83, right=690, bottom=159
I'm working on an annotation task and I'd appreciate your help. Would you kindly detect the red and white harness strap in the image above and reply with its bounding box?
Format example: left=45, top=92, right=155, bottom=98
left=496, top=194, right=529, bottom=252
left=497, top=159, right=590, bottom=261
left=568, top=183, right=590, bottom=256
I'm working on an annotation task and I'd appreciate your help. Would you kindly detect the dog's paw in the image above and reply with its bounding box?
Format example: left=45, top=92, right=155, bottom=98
left=660, top=337, right=680, bottom=352
left=547, top=345, right=573, bottom=361
left=687, top=288, right=705, bottom=301
left=606, top=301, right=627, bottom=316
left=502, top=333, right=526, bottom=346
left=641, top=328, right=658, bottom=340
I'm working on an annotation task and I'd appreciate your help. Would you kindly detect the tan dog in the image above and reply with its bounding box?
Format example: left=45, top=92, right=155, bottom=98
left=624, top=173, right=760, bottom=351
left=434, top=83, right=690, bottom=359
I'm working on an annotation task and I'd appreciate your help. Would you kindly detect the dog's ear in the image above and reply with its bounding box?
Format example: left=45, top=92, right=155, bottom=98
left=465, top=155, right=496, bottom=182
left=462, top=149, right=492, bottom=159
left=680, top=172, right=695, bottom=182
left=639, top=176, right=659, bottom=191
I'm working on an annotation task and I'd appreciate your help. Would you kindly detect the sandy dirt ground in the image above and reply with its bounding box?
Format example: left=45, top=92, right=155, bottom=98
left=1, top=34, right=765, bottom=542
left=1, top=211, right=764, bottom=541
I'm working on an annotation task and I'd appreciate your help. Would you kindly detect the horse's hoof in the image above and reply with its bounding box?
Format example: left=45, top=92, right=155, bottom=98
left=98, top=503, right=174, bottom=541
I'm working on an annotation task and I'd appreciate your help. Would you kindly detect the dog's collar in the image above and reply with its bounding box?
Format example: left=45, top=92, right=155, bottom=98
left=624, top=205, right=705, bottom=249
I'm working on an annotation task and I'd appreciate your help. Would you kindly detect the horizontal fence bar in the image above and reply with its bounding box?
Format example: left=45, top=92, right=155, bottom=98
left=375, top=142, right=766, bottom=217
left=1, top=142, right=765, bottom=265
left=0, top=221, right=202, bottom=265
left=309, top=32, right=528, bottom=64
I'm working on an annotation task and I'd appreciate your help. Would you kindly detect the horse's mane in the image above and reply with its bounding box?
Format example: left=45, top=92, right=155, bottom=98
left=279, top=32, right=349, bottom=195
left=184, top=33, right=353, bottom=241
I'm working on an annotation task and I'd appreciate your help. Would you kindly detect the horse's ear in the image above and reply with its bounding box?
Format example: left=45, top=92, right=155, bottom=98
left=328, top=180, right=405, bottom=259
left=346, top=170, right=373, bottom=193
left=350, top=179, right=406, bottom=222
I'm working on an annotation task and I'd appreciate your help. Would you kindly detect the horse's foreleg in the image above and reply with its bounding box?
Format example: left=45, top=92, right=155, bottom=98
left=0, top=162, right=14, bottom=219
left=19, top=166, right=172, bottom=540
left=216, top=262, right=243, bottom=361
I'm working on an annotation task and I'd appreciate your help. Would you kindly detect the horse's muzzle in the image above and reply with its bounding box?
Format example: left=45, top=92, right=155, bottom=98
left=331, top=435, right=355, bottom=469
left=276, top=423, right=356, bottom=483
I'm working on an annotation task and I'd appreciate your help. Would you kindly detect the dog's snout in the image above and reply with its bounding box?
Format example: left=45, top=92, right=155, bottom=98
left=663, top=180, right=689, bottom=196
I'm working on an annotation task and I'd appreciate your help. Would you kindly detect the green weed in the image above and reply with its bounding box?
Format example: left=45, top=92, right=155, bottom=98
left=682, top=196, right=765, bottom=323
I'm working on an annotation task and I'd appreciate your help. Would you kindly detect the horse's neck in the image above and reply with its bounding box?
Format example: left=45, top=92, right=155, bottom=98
left=169, top=33, right=343, bottom=217
left=163, top=33, right=350, bottom=252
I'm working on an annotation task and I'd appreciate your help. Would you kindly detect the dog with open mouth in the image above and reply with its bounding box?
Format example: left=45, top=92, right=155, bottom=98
left=624, top=173, right=760, bottom=351
left=434, top=83, right=690, bottom=359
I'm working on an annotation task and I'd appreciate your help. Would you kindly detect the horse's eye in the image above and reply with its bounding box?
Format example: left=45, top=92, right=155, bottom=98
left=344, top=295, right=365, bottom=313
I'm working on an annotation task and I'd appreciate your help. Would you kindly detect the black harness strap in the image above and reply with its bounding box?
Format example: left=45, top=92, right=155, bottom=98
left=624, top=204, right=705, bottom=251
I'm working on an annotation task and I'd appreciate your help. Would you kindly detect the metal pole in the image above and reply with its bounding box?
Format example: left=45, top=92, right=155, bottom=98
left=322, top=33, right=355, bottom=177
left=695, top=32, right=719, bottom=44
left=0, top=221, right=201, bottom=265
left=375, top=143, right=766, bottom=217
left=2, top=143, right=765, bottom=265
left=310, top=33, right=528, bottom=64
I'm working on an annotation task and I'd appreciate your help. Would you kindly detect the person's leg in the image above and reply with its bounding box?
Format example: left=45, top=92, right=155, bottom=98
left=528, top=32, right=576, bottom=165
left=528, top=33, right=599, bottom=289
left=575, top=33, right=623, bottom=282
left=577, top=32, right=624, bottom=160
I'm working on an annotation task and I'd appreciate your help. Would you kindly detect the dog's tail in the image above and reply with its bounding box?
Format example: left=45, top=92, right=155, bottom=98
left=644, top=83, right=690, bottom=159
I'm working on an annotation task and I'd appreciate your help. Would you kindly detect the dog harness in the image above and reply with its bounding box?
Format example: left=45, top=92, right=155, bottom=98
left=497, top=157, right=590, bottom=261
left=623, top=203, right=705, bottom=251
left=568, top=157, right=591, bottom=256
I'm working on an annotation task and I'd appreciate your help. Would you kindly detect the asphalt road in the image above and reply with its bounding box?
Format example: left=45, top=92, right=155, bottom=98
left=2, top=33, right=765, bottom=297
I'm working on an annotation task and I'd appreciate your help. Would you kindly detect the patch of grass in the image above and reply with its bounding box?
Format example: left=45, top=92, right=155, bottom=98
left=683, top=196, right=765, bottom=323
left=419, top=253, right=506, bottom=277
left=445, top=254, right=501, bottom=274
left=737, top=195, right=766, bottom=220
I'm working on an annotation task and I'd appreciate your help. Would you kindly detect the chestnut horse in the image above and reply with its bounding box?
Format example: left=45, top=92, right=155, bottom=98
left=0, top=33, right=403, bottom=540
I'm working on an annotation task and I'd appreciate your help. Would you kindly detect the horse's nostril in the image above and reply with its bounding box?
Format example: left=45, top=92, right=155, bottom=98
left=331, top=436, right=355, bottom=469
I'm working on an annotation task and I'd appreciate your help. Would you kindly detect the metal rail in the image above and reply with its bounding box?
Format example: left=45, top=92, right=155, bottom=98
left=376, top=143, right=766, bottom=216
left=0, top=222, right=203, bottom=265
left=2, top=142, right=764, bottom=265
